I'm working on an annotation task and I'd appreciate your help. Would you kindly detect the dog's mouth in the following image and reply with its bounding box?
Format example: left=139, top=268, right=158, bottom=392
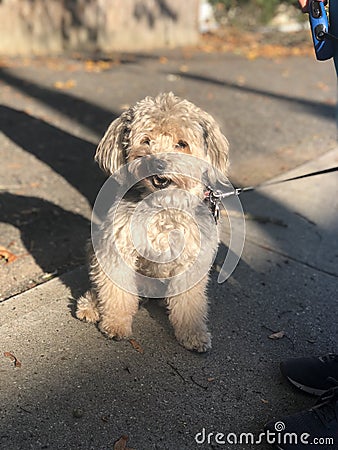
left=151, top=175, right=171, bottom=189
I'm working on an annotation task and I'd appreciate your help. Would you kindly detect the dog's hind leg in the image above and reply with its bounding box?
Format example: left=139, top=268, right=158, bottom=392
left=166, top=277, right=211, bottom=352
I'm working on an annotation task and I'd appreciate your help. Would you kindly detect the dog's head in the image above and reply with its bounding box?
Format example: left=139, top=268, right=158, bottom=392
left=95, top=92, right=229, bottom=192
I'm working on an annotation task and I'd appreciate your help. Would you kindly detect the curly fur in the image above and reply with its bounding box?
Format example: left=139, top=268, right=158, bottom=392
left=76, top=92, right=229, bottom=352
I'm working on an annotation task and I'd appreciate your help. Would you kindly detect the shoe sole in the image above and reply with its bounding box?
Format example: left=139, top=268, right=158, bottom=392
left=286, top=376, right=326, bottom=396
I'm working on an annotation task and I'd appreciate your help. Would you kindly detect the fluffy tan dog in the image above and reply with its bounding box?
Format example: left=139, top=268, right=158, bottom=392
left=76, top=92, right=229, bottom=352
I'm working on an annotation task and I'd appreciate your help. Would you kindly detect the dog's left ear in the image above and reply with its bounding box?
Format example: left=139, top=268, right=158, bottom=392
left=95, top=109, right=133, bottom=175
left=200, top=112, right=229, bottom=177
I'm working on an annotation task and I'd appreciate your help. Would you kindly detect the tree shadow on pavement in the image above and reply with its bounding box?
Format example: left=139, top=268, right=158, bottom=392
left=172, top=71, right=336, bottom=120
left=0, top=104, right=106, bottom=300
left=0, top=192, right=90, bottom=275
left=0, top=68, right=116, bottom=135
left=0, top=106, right=104, bottom=205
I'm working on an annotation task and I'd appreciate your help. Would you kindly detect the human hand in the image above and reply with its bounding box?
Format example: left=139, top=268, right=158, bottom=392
left=298, top=0, right=324, bottom=13
left=298, top=0, right=309, bottom=12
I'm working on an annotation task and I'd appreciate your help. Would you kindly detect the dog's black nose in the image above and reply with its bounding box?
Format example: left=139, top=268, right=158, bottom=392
left=151, top=175, right=171, bottom=189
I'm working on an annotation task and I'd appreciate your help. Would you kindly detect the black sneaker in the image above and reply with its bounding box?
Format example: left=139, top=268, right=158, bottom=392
left=265, top=387, right=338, bottom=449
left=280, top=354, right=338, bottom=396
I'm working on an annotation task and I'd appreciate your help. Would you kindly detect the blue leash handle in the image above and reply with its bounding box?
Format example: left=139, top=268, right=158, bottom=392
left=309, top=0, right=334, bottom=60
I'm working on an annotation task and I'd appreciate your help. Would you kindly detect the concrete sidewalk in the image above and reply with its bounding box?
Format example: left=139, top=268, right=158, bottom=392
left=1, top=148, right=337, bottom=450
left=0, top=45, right=337, bottom=449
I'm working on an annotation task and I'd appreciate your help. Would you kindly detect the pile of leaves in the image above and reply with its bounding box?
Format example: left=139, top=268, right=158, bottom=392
left=198, top=26, right=313, bottom=59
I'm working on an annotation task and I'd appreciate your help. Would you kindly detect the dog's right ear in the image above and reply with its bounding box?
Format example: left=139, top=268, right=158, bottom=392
left=95, top=110, right=132, bottom=175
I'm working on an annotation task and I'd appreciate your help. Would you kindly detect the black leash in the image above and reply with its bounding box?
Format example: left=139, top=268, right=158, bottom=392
left=206, top=166, right=338, bottom=224
left=320, top=31, right=338, bottom=43
left=235, top=166, right=338, bottom=195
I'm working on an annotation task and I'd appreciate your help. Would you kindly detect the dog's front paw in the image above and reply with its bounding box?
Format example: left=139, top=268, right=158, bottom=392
left=99, top=317, right=132, bottom=340
left=176, top=330, right=212, bottom=353
left=76, top=294, right=100, bottom=323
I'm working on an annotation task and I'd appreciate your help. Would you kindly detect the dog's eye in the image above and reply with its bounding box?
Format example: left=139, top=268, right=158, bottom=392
left=176, top=140, right=188, bottom=149
left=141, top=137, right=150, bottom=146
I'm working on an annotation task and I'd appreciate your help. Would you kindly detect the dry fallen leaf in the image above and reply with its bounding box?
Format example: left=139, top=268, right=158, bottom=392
left=316, top=81, right=329, bottom=91
left=29, top=181, right=40, bottom=188
left=0, top=246, right=18, bottom=263
left=268, top=330, right=285, bottom=340
left=41, top=270, right=58, bottom=281
left=179, top=64, right=189, bottom=73
left=113, top=435, right=135, bottom=450
left=166, top=74, right=180, bottom=82
left=4, top=352, right=22, bottom=368
left=128, top=339, right=144, bottom=354
left=236, top=75, right=246, bottom=86
left=85, top=60, right=114, bottom=72
left=53, top=79, right=76, bottom=90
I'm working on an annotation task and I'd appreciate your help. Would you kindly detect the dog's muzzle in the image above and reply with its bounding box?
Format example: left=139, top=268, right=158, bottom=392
left=151, top=175, right=171, bottom=189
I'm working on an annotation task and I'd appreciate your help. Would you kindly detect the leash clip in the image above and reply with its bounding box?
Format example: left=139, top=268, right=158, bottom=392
left=207, top=188, right=221, bottom=224
left=205, top=186, right=240, bottom=224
